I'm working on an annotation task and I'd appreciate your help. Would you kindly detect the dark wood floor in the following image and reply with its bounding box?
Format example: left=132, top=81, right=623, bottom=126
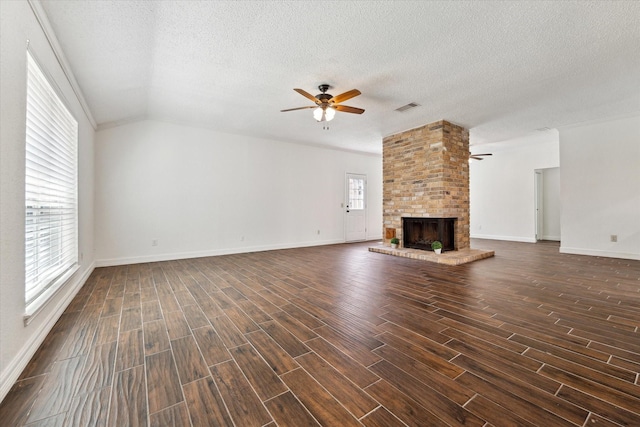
left=1, top=239, right=639, bottom=426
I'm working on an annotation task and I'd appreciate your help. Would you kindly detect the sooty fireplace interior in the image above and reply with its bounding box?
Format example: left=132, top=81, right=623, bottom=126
left=402, top=217, right=456, bottom=252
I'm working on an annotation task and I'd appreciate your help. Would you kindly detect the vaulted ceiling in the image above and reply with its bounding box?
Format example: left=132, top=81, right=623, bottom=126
left=39, top=0, right=640, bottom=154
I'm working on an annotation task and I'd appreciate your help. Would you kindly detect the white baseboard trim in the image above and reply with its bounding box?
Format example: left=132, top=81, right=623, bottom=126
left=470, top=234, right=537, bottom=243
left=559, top=246, right=640, bottom=261
left=542, top=235, right=561, bottom=241
left=95, top=239, right=348, bottom=267
left=0, top=262, right=95, bottom=403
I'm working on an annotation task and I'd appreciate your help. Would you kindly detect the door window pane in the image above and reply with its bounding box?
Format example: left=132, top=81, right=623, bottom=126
left=348, top=178, right=364, bottom=210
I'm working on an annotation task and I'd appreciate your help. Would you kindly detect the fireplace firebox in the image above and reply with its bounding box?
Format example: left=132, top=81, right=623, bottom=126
left=402, top=217, right=456, bottom=252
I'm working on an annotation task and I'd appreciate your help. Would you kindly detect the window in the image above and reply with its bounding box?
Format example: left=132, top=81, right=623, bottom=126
left=348, top=177, right=364, bottom=210
left=24, top=51, right=79, bottom=317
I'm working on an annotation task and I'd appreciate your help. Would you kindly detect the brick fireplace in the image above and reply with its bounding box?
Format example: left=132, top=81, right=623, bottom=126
left=383, top=120, right=470, bottom=251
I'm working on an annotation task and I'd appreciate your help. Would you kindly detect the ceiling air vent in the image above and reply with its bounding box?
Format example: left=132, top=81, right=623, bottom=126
left=395, top=102, right=420, bottom=112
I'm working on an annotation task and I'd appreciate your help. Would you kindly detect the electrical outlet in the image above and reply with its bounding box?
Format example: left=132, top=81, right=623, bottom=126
left=317, top=230, right=320, bottom=235
left=610, top=235, right=617, bottom=242
left=241, top=236, right=245, bottom=241
left=152, top=239, right=158, bottom=246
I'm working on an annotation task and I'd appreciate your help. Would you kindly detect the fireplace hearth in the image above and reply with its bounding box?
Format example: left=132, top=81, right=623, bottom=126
left=402, top=217, right=456, bottom=252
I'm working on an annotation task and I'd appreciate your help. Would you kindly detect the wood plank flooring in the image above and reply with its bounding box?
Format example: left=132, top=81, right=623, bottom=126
left=1, top=239, right=639, bottom=426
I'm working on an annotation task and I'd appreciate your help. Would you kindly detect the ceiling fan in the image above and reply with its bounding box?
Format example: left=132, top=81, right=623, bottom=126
left=281, top=84, right=365, bottom=122
left=470, top=153, right=493, bottom=161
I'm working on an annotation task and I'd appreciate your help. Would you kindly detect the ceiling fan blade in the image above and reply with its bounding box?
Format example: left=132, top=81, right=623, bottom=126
left=329, top=89, right=361, bottom=104
left=470, top=156, right=484, bottom=160
left=281, top=106, right=317, bottom=112
left=294, top=88, right=321, bottom=104
left=334, top=104, right=365, bottom=114
left=473, top=153, right=493, bottom=157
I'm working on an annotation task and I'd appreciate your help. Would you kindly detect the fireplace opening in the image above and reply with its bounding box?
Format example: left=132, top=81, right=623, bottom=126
left=402, top=217, right=456, bottom=251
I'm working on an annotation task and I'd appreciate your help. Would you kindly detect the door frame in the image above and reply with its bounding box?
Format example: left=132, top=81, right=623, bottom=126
left=535, top=170, right=544, bottom=241
left=344, top=172, right=367, bottom=242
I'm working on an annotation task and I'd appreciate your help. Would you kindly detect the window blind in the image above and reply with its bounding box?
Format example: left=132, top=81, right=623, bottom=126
left=25, top=51, right=78, bottom=312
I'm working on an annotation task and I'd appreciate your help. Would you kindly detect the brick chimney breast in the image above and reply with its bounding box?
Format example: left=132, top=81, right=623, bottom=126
left=383, top=120, right=470, bottom=250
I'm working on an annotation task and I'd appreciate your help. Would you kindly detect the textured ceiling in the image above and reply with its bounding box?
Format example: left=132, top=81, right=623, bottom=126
left=39, top=0, right=640, bottom=154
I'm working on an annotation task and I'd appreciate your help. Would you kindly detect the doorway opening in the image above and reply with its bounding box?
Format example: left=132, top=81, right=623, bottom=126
left=534, top=167, right=561, bottom=242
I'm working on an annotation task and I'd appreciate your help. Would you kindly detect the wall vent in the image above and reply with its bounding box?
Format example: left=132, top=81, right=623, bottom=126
left=395, top=102, right=420, bottom=112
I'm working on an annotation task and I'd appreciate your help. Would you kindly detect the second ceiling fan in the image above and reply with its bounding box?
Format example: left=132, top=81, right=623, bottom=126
left=470, top=153, right=493, bottom=161
left=281, top=84, right=365, bottom=122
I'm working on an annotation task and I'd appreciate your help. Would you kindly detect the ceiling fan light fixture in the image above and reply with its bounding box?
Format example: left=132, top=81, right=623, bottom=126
left=325, top=106, right=336, bottom=121
left=313, top=107, right=324, bottom=121
left=313, top=106, right=336, bottom=122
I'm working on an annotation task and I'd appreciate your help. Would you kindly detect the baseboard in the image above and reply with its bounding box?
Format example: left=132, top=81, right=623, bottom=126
left=559, top=246, right=640, bottom=261
left=0, top=262, right=95, bottom=403
left=470, top=234, right=537, bottom=243
left=542, top=235, right=561, bottom=241
left=95, top=239, right=347, bottom=267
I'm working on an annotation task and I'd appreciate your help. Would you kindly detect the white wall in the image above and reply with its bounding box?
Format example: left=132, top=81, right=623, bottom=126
left=0, top=1, right=95, bottom=401
left=95, top=120, right=382, bottom=265
left=470, top=131, right=560, bottom=243
left=559, top=115, right=640, bottom=260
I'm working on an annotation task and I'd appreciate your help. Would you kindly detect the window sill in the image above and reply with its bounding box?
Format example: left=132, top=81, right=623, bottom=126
left=23, top=264, right=79, bottom=326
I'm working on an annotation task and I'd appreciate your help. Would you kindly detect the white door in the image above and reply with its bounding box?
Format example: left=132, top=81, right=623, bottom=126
left=535, top=170, right=544, bottom=241
left=345, top=173, right=367, bottom=241
left=536, top=168, right=561, bottom=241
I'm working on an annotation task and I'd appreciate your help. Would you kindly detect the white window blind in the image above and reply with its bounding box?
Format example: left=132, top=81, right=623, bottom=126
left=25, top=51, right=78, bottom=314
